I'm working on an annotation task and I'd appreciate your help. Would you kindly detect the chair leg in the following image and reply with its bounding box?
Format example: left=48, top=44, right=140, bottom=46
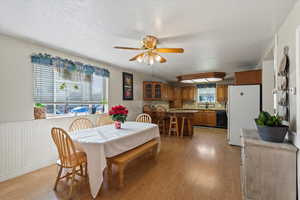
left=176, top=119, right=179, bottom=137
left=168, top=121, right=172, bottom=136
left=181, top=118, right=185, bottom=138
left=153, top=145, right=159, bottom=160
left=54, top=166, right=63, bottom=191
left=107, top=161, right=112, bottom=186
left=85, top=162, right=88, bottom=177
left=80, top=164, right=83, bottom=176
left=68, top=167, right=76, bottom=199
left=119, top=165, right=125, bottom=188
left=188, top=119, right=192, bottom=137
left=162, top=120, right=166, bottom=135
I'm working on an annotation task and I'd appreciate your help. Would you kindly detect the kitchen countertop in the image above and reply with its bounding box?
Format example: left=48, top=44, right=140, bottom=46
left=167, top=110, right=199, bottom=113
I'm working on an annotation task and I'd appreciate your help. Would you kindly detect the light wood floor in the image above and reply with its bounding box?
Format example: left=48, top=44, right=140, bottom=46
left=0, top=127, right=242, bottom=200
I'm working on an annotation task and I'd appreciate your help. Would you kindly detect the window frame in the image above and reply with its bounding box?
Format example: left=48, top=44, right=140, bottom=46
left=197, top=85, right=217, bottom=104
left=32, top=62, right=109, bottom=118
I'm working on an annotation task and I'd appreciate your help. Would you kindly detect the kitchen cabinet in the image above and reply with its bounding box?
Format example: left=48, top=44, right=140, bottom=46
left=181, top=86, right=196, bottom=101
left=143, top=81, right=174, bottom=101
left=170, top=87, right=182, bottom=108
left=206, top=110, right=217, bottom=126
left=143, top=82, right=153, bottom=100
left=153, top=82, right=163, bottom=99
left=162, top=84, right=174, bottom=101
left=143, top=81, right=163, bottom=100
left=216, top=85, right=228, bottom=103
left=193, top=110, right=216, bottom=127
left=167, top=85, right=174, bottom=100
left=235, top=69, right=262, bottom=85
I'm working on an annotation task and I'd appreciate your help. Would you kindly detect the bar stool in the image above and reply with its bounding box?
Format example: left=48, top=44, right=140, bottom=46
left=155, top=106, right=167, bottom=135
left=181, top=116, right=193, bottom=137
left=169, top=115, right=179, bottom=136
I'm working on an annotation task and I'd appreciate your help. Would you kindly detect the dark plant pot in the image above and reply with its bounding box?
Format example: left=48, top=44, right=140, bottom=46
left=255, top=121, right=289, bottom=143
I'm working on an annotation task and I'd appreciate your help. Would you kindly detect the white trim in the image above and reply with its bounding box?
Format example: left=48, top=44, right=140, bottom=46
left=295, top=26, right=300, bottom=200
left=274, top=34, right=278, bottom=113
left=296, top=28, right=300, bottom=143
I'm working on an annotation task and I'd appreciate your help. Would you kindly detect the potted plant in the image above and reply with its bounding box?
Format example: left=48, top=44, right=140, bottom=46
left=34, top=103, right=46, bottom=119
left=109, top=105, right=128, bottom=129
left=255, top=111, right=289, bottom=143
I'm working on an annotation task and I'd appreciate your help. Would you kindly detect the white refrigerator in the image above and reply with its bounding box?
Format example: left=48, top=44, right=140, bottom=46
left=227, top=85, right=261, bottom=146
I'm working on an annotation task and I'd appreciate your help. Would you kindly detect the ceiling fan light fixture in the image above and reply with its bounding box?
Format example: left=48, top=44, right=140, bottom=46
left=154, top=54, right=161, bottom=62
left=114, top=35, right=184, bottom=65
left=206, top=77, right=223, bottom=82
left=149, top=56, right=154, bottom=65
left=137, top=55, right=143, bottom=63
left=177, top=72, right=226, bottom=83
left=181, top=80, right=194, bottom=83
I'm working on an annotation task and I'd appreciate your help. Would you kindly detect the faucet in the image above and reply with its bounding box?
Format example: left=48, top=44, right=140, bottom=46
left=205, top=102, right=209, bottom=109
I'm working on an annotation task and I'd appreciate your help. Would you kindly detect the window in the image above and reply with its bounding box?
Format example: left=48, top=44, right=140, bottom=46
left=32, top=54, right=109, bottom=117
left=197, top=84, right=216, bottom=103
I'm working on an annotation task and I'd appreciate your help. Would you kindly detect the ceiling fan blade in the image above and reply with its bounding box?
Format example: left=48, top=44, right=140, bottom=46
left=114, top=46, right=144, bottom=50
left=129, top=53, right=145, bottom=61
left=155, top=48, right=184, bottom=53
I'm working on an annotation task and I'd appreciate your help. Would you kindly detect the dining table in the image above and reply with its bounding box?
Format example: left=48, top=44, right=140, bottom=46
left=70, top=121, right=160, bottom=198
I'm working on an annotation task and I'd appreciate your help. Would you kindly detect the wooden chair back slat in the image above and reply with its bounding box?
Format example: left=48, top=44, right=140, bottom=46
left=136, top=113, right=152, bottom=123
left=69, top=118, right=94, bottom=132
left=51, top=128, right=78, bottom=167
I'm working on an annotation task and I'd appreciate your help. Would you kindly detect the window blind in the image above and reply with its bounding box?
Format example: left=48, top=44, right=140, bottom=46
left=32, top=63, right=108, bottom=104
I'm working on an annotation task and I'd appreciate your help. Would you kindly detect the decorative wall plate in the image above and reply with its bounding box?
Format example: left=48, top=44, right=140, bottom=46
left=278, top=55, right=287, bottom=76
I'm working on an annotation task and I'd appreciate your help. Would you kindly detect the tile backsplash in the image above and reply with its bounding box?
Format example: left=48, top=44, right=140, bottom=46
left=143, top=101, right=169, bottom=110
left=182, top=101, right=226, bottom=109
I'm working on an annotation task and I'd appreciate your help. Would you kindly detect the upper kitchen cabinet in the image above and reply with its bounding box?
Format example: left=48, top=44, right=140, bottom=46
left=170, top=87, right=183, bottom=108
left=143, top=81, right=174, bottom=101
left=216, top=85, right=228, bottom=103
left=153, top=82, right=163, bottom=99
left=235, top=69, right=262, bottom=85
left=143, top=81, right=154, bottom=100
left=181, top=86, right=196, bottom=101
left=162, top=84, right=174, bottom=101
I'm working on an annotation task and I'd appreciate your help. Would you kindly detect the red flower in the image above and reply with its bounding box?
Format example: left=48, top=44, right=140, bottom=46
left=109, top=105, right=128, bottom=116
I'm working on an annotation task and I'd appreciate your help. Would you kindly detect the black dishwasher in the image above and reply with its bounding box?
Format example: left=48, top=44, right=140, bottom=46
left=216, top=110, right=227, bottom=129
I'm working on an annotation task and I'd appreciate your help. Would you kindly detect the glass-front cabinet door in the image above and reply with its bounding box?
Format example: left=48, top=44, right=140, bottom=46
left=153, top=82, right=162, bottom=99
left=143, top=82, right=153, bottom=100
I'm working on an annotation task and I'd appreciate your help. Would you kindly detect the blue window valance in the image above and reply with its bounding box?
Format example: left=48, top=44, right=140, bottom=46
left=196, top=83, right=216, bottom=88
left=30, top=53, right=110, bottom=77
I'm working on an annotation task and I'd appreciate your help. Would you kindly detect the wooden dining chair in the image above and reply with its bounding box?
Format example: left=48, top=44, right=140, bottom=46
left=51, top=128, right=87, bottom=198
left=143, top=105, right=153, bottom=114
left=69, top=117, right=94, bottom=132
left=95, top=114, right=114, bottom=126
left=136, top=113, right=152, bottom=123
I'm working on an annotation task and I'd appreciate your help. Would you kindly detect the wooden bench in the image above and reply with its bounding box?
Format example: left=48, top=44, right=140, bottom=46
left=106, top=139, right=159, bottom=188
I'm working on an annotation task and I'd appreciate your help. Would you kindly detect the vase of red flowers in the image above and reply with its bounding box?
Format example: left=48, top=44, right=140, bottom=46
left=109, top=105, right=128, bottom=129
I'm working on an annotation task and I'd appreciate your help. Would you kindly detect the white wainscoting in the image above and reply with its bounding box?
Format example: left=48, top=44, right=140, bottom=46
left=0, top=114, right=101, bottom=182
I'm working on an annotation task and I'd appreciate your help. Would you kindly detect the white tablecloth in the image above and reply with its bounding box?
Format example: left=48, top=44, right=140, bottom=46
left=70, top=121, right=160, bottom=198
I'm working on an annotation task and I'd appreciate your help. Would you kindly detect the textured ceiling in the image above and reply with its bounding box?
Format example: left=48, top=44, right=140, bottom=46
left=0, top=0, right=296, bottom=80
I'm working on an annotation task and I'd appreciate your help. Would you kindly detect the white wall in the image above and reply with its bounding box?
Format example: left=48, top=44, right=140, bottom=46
left=264, top=0, right=300, bottom=195
left=274, top=0, right=300, bottom=132
left=0, top=34, right=161, bottom=122
left=0, top=34, right=162, bottom=181
left=262, top=60, right=275, bottom=114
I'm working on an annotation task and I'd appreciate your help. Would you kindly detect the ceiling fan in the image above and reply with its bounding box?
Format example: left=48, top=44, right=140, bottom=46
left=114, top=35, right=184, bottom=65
